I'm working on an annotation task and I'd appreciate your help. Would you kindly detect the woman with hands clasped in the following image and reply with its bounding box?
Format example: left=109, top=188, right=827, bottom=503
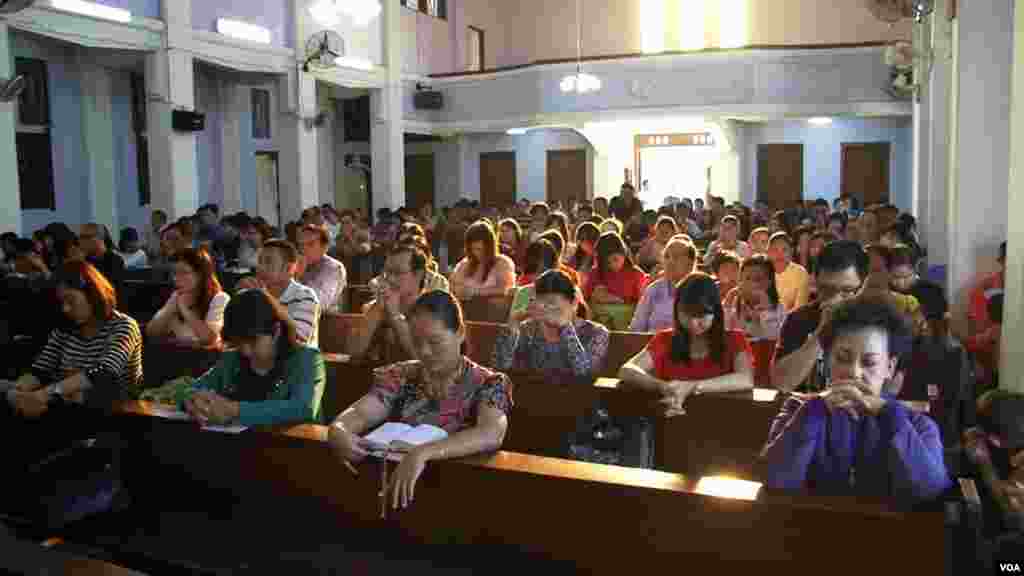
left=619, top=273, right=754, bottom=417
left=328, top=291, right=511, bottom=510
left=146, top=248, right=229, bottom=347
left=760, top=298, right=951, bottom=501
left=493, top=269, right=609, bottom=377
left=723, top=254, right=786, bottom=342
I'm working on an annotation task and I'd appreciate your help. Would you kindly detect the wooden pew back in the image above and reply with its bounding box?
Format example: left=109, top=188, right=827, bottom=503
left=141, top=338, right=223, bottom=389
left=114, top=406, right=945, bottom=575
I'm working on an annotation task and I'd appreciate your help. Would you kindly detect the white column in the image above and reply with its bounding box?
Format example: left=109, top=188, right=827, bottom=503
left=924, top=8, right=952, bottom=273
left=0, top=23, right=20, bottom=235
left=1001, top=2, right=1024, bottom=393
left=949, top=0, right=1012, bottom=310
left=220, top=78, right=243, bottom=215
left=79, top=57, right=118, bottom=234
left=317, top=83, right=336, bottom=207
left=146, top=48, right=198, bottom=221
left=278, top=70, right=320, bottom=225
left=371, top=0, right=405, bottom=213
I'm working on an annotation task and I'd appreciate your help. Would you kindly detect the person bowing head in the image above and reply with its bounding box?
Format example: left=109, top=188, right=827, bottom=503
left=328, top=290, right=511, bottom=510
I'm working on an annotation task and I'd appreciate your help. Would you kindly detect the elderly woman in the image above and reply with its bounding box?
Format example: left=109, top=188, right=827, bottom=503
left=630, top=237, right=697, bottom=333
left=620, top=273, right=753, bottom=416
left=494, top=269, right=609, bottom=378
left=176, top=288, right=325, bottom=426
left=328, top=291, right=511, bottom=510
left=760, top=298, right=951, bottom=502
left=450, top=220, right=516, bottom=300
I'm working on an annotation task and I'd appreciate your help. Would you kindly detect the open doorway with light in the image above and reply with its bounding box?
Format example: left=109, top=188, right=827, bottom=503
left=635, top=133, right=717, bottom=209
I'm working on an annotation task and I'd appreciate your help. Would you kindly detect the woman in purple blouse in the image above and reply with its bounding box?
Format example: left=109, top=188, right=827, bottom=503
left=629, top=237, right=697, bottom=333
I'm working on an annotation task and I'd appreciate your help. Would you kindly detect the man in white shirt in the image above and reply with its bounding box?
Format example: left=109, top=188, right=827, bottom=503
left=237, top=239, right=321, bottom=348
left=768, top=231, right=810, bottom=312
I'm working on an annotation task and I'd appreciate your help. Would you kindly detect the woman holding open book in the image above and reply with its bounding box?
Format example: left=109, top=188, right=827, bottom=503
left=328, top=290, right=511, bottom=510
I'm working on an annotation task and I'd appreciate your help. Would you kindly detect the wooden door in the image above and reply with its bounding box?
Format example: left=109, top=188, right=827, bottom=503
left=480, top=151, right=516, bottom=208
left=757, top=144, right=803, bottom=211
left=547, top=149, right=587, bottom=207
left=405, top=154, right=435, bottom=211
left=841, top=142, right=890, bottom=207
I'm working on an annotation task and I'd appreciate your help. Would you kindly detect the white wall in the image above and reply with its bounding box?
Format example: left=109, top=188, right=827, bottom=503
left=741, top=117, right=914, bottom=211
left=456, top=129, right=593, bottom=204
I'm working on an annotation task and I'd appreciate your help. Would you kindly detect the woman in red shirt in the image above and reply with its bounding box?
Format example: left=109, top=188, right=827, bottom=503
left=583, top=232, right=648, bottom=305
left=619, top=273, right=753, bottom=416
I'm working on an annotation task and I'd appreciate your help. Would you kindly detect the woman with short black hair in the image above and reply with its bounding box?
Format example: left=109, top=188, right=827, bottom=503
left=176, top=288, right=325, bottom=426
left=494, top=270, right=609, bottom=377
left=761, top=298, right=951, bottom=501
left=329, top=291, right=511, bottom=510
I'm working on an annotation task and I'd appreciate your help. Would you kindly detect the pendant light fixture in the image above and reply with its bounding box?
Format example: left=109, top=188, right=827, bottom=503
left=560, top=0, right=601, bottom=94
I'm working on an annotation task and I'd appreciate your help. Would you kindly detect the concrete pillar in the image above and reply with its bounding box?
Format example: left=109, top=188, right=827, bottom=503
left=911, top=16, right=930, bottom=241
left=146, top=48, right=198, bottom=221
left=278, top=70, right=320, bottom=225
left=949, top=0, right=1013, bottom=326
left=1001, top=2, right=1024, bottom=393
left=924, top=7, right=953, bottom=273
left=220, top=78, right=243, bottom=215
left=317, top=83, right=336, bottom=207
left=371, top=0, right=405, bottom=213
left=79, top=58, right=118, bottom=234
left=0, top=23, right=21, bottom=235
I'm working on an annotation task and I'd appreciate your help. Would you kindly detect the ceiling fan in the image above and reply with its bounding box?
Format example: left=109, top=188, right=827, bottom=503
left=0, top=0, right=35, bottom=15
left=303, top=30, right=345, bottom=73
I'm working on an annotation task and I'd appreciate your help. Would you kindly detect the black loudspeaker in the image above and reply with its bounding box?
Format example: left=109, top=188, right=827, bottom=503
left=413, top=90, right=444, bottom=110
left=172, top=110, right=205, bottom=132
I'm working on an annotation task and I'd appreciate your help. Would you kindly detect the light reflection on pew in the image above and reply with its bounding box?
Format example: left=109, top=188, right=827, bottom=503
left=109, top=402, right=944, bottom=575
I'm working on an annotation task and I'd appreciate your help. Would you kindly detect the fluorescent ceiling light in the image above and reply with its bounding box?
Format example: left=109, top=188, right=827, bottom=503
left=217, top=18, right=272, bottom=44
left=51, top=0, right=131, bottom=23
left=309, top=0, right=341, bottom=27
left=808, top=117, right=833, bottom=126
left=560, top=72, right=601, bottom=94
left=694, top=476, right=762, bottom=501
left=506, top=128, right=528, bottom=135
left=334, top=56, right=374, bottom=71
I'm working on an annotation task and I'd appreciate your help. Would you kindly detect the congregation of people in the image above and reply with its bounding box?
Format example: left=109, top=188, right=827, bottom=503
left=0, top=183, right=1015, bottom=565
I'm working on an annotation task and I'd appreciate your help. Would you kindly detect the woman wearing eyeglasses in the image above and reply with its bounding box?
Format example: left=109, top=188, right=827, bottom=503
left=619, top=273, right=753, bottom=416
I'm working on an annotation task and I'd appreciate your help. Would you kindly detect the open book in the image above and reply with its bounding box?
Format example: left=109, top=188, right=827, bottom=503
left=363, top=422, right=447, bottom=461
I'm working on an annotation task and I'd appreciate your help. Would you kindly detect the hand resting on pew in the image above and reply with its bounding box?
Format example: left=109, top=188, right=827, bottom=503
left=328, top=291, right=510, bottom=510
left=619, top=274, right=754, bottom=416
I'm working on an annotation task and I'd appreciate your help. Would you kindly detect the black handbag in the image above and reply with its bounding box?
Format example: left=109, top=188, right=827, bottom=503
left=27, top=436, right=123, bottom=530
left=565, top=405, right=654, bottom=469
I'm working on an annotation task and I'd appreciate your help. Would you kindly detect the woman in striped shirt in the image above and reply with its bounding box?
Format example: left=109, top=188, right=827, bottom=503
left=1, top=261, right=142, bottom=465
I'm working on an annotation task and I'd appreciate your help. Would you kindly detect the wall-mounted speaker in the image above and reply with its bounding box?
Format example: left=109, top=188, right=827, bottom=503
left=413, top=90, right=444, bottom=110
left=172, top=109, right=205, bottom=132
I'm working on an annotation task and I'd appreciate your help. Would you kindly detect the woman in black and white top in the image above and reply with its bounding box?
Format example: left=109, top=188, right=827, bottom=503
left=0, top=260, right=143, bottom=468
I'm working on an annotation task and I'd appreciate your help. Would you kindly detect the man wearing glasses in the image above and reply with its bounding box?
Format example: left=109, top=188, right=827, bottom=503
left=771, top=241, right=869, bottom=393
left=348, top=243, right=431, bottom=362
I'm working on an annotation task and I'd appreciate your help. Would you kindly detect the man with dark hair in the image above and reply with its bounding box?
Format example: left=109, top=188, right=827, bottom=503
left=771, top=240, right=870, bottom=392
left=528, top=202, right=550, bottom=242
left=889, top=243, right=947, bottom=338
left=827, top=212, right=847, bottom=240
left=80, top=223, right=125, bottom=296
left=609, top=183, right=643, bottom=223
left=237, top=239, right=321, bottom=347
left=299, top=224, right=347, bottom=312
left=706, top=214, right=751, bottom=262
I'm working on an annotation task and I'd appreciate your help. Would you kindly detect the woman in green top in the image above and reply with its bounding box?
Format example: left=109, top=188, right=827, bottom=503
left=177, top=288, right=326, bottom=427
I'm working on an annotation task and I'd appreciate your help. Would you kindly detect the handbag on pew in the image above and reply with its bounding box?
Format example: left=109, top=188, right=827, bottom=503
left=565, top=406, right=654, bottom=469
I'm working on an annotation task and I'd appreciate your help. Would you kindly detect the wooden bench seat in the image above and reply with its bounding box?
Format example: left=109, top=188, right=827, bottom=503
left=106, top=403, right=945, bottom=575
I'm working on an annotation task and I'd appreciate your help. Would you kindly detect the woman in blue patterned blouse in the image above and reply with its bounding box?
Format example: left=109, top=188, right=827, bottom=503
left=492, top=269, right=609, bottom=378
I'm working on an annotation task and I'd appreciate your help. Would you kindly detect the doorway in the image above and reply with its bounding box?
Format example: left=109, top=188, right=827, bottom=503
left=480, top=151, right=516, bottom=208
left=255, top=152, right=281, bottom=227
left=757, top=144, right=804, bottom=211
left=841, top=142, right=891, bottom=206
left=546, top=149, right=587, bottom=207
left=405, top=154, right=436, bottom=211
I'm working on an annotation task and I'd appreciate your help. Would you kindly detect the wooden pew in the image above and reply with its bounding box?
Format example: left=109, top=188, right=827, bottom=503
left=141, top=338, right=223, bottom=389
left=346, top=284, right=375, bottom=314
left=120, top=281, right=173, bottom=325
left=106, top=404, right=945, bottom=575
left=460, top=296, right=512, bottom=324
left=318, top=312, right=364, bottom=355
left=0, top=529, right=150, bottom=576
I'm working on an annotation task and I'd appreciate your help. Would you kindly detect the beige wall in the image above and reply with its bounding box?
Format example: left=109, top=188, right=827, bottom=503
left=464, top=0, right=911, bottom=70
